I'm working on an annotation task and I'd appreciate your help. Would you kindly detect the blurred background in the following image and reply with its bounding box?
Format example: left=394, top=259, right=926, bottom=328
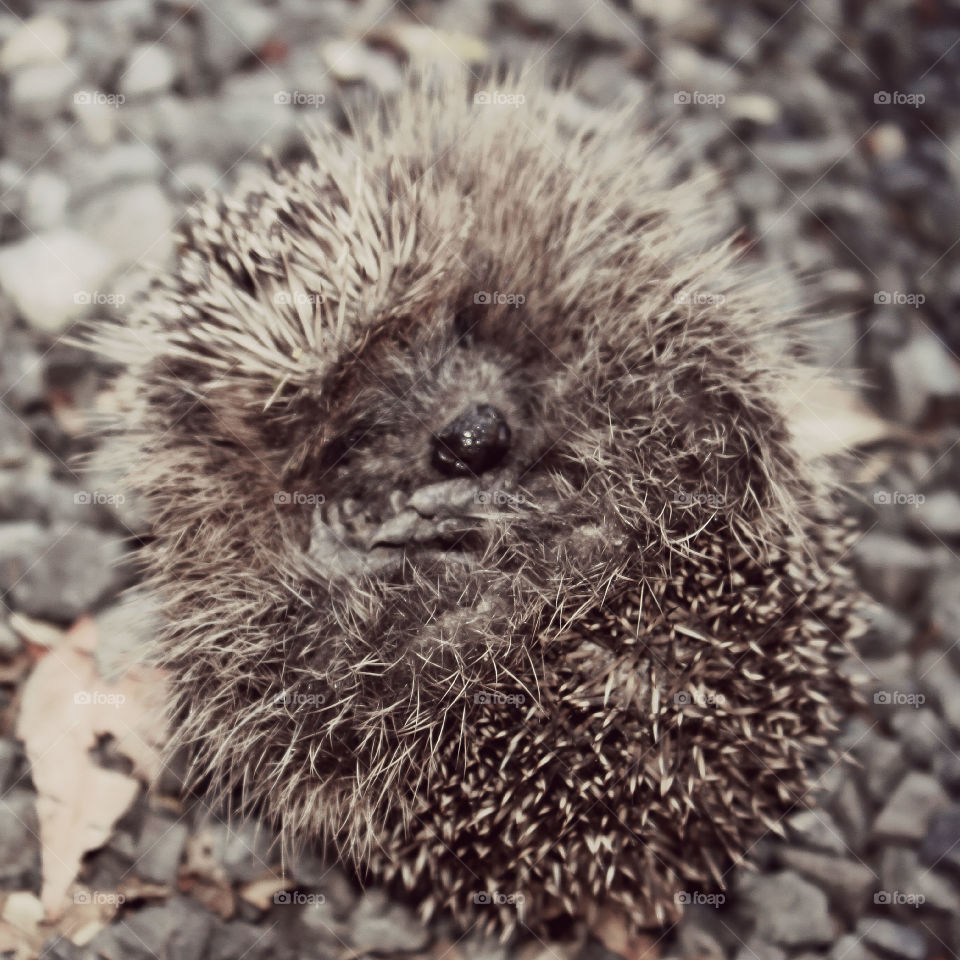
left=0, top=0, right=959, bottom=958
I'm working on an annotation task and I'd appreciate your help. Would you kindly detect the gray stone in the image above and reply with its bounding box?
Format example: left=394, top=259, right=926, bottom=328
left=199, top=0, right=276, bottom=76
left=755, top=136, right=858, bottom=179
left=879, top=846, right=920, bottom=900
left=0, top=616, right=21, bottom=660
left=856, top=603, right=914, bottom=658
left=828, top=934, right=881, bottom=960
left=39, top=935, right=83, bottom=960
left=830, top=777, right=871, bottom=855
left=288, top=854, right=355, bottom=917
left=786, top=808, right=848, bottom=856
left=862, top=733, right=909, bottom=803
left=8, top=61, right=79, bottom=121
left=934, top=751, right=960, bottom=793
left=891, top=707, right=946, bottom=767
left=349, top=889, right=430, bottom=954
left=88, top=897, right=214, bottom=960
left=201, top=818, right=274, bottom=884
left=928, top=568, right=960, bottom=668
left=0, top=522, right=127, bottom=623
left=0, top=738, right=22, bottom=794
left=776, top=848, right=876, bottom=917
left=0, top=228, right=117, bottom=334
left=909, top=490, right=960, bottom=539
left=0, top=334, right=42, bottom=413
left=873, top=771, right=951, bottom=843
left=126, top=90, right=300, bottom=169
left=854, top=532, right=933, bottom=609
left=0, top=406, right=29, bottom=468
left=888, top=333, right=960, bottom=426
left=917, top=650, right=960, bottom=734
left=93, top=593, right=162, bottom=681
left=64, top=143, right=165, bottom=202
left=856, top=918, right=926, bottom=960
left=171, top=162, right=221, bottom=201
left=920, top=805, right=960, bottom=876
left=734, top=941, right=786, bottom=960
left=208, top=921, right=278, bottom=960
left=0, top=788, right=40, bottom=886
left=133, top=812, right=188, bottom=885
left=737, top=870, right=833, bottom=948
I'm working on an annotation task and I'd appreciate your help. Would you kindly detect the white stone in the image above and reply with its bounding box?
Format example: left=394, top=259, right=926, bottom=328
left=0, top=229, right=117, bottom=335
left=0, top=16, right=70, bottom=73
left=22, top=171, right=70, bottom=230
left=75, top=181, right=175, bottom=270
left=120, top=43, right=177, bottom=98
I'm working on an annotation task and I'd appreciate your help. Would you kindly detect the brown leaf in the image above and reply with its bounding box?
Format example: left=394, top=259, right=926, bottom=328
left=781, top=375, right=893, bottom=458
left=238, top=872, right=293, bottom=911
left=15, top=618, right=168, bottom=920
left=179, top=832, right=235, bottom=919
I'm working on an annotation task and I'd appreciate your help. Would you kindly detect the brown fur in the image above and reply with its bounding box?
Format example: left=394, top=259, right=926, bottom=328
left=95, top=70, right=858, bottom=938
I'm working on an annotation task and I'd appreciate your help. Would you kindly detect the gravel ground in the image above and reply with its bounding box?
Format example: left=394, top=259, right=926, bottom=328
left=1, top=0, right=959, bottom=958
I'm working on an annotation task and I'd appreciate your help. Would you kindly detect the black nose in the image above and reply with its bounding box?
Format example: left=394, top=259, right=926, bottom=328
left=432, top=404, right=511, bottom=477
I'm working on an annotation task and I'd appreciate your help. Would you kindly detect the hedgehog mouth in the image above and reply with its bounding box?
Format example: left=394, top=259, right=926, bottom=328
left=307, top=477, right=520, bottom=579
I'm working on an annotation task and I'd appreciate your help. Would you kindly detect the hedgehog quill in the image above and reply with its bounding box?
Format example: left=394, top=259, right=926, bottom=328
left=97, top=71, right=859, bottom=939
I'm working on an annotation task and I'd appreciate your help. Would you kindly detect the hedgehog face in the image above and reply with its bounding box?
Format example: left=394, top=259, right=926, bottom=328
left=301, top=287, right=631, bottom=669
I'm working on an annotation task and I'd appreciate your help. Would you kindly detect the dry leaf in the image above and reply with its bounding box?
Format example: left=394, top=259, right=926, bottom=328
left=238, top=872, right=293, bottom=911
left=8, top=613, right=64, bottom=651
left=179, top=832, right=235, bottom=919
left=15, top=618, right=168, bottom=920
left=781, top=375, right=893, bottom=458
left=54, top=885, right=124, bottom=947
left=380, top=24, right=488, bottom=64
left=0, top=918, right=40, bottom=960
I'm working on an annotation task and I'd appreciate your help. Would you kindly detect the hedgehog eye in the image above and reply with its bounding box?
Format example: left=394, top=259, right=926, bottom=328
left=321, top=423, right=369, bottom=468
left=452, top=309, right=476, bottom=348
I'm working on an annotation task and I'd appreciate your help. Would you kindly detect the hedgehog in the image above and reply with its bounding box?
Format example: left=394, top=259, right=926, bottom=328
left=95, top=69, right=859, bottom=939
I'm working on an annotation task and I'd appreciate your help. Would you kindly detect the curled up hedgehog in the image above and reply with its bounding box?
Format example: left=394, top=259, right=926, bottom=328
left=97, top=71, right=860, bottom=939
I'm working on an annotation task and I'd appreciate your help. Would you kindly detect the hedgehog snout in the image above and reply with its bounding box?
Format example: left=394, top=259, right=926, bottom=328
left=431, top=403, right=511, bottom=477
